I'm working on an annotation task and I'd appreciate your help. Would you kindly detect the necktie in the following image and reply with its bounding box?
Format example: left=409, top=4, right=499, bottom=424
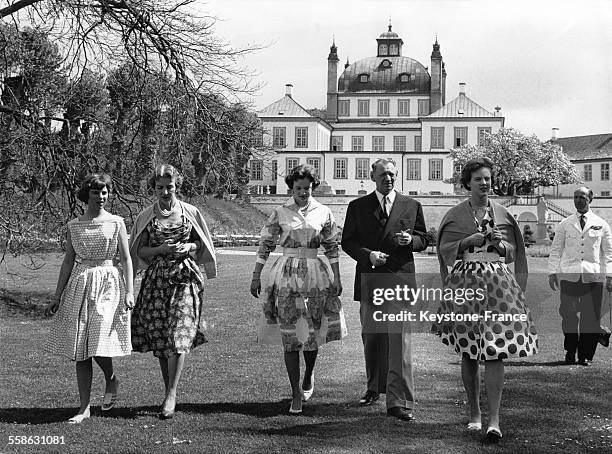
left=579, top=214, right=585, bottom=230
left=382, top=196, right=389, bottom=218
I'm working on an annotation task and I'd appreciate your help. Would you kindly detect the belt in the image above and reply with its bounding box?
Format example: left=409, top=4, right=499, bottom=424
left=462, top=251, right=501, bottom=263
left=75, top=258, right=115, bottom=267
left=282, top=247, right=319, bottom=259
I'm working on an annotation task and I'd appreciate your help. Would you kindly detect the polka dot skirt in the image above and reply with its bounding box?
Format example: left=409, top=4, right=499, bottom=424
left=433, top=261, right=538, bottom=361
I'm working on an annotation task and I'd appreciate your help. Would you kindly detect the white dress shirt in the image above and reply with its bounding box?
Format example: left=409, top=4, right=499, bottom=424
left=548, top=210, right=612, bottom=282
left=375, top=189, right=396, bottom=215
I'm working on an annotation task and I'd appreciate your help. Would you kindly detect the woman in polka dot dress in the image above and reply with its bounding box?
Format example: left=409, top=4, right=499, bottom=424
left=46, top=174, right=133, bottom=423
left=433, top=158, right=538, bottom=441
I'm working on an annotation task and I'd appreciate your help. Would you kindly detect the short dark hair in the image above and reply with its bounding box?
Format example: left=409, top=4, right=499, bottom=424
left=575, top=186, right=594, bottom=202
left=284, top=164, right=320, bottom=189
left=460, top=157, right=494, bottom=191
left=148, top=164, right=183, bottom=189
left=77, top=173, right=113, bottom=203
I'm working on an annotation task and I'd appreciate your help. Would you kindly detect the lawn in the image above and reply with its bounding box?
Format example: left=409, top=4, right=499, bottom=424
left=0, top=253, right=611, bottom=453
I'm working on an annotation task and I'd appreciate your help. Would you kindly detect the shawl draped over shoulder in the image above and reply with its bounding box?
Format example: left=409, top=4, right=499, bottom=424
left=129, top=200, right=217, bottom=279
left=437, top=199, right=528, bottom=291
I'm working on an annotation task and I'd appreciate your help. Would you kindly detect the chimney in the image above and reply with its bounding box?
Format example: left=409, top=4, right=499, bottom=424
left=551, top=127, right=559, bottom=141
left=459, top=82, right=466, bottom=96
left=285, top=84, right=293, bottom=97
left=494, top=106, right=502, bottom=117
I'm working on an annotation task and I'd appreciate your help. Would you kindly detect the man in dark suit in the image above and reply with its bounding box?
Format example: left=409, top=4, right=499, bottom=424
left=341, top=158, right=428, bottom=421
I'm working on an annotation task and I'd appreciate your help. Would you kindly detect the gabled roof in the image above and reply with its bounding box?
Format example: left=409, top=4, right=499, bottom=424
left=555, top=134, right=612, bottom=160
left=258, top=94, right=313, bottom=118
left=427, top=93, right=496, bottom=118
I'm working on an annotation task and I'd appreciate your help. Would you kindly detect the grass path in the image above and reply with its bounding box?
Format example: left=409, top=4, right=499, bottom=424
left=0, top=255, right=611, bottom=453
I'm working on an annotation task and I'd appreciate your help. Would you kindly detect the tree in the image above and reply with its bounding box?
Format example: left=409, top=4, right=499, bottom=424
left=1, top=0, right=259, bottom=98
left=446, top=128, right=580, bottom=196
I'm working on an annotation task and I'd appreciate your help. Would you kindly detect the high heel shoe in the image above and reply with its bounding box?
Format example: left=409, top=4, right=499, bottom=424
left=68, top=407, right=90, bottom=424
left=302, top=375, right=314, bottom=402
left=101, top=376, right=119, bottom=411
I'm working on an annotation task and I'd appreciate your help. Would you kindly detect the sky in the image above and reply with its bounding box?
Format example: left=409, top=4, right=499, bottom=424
left=202, top=0, right=612, bottom=140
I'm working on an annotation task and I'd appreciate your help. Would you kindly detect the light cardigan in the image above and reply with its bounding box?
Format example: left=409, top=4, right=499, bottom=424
left=437, top=199, right=528, bottom=291
left=129, top=200, right=217, bottom=279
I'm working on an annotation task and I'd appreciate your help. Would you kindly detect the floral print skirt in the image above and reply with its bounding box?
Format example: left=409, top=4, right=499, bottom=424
left=258, top=256, right=347, bottom=352
left=132, top=255, right=207, bottom=358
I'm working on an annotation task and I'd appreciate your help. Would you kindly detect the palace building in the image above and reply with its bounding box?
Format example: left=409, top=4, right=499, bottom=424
left=249, top=24, right=505, bottom=196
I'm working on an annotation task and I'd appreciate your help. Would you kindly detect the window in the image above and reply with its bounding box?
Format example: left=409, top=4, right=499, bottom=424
left=418, top=99, right=430, bottom=116
left=373, top=136, right=385, bottom=152
left=429, top=159, right=443, bottom=180
left=306, top=158, right=320, bottom=176
left=359, top=74, right=369, bottom=83
left=332, top=136, right=343, bottom=151
left=399, top=73, right=410, bottom=83
left=250, top=160, right=262, bottom=180
left=398, top=99, right=410, bottom=116
left=379, top=44, right=388, bottom=55
left=477, top=127, right=492, bottom=146
left=407, top=159, right=421, bottom=180
left=338, top=100, right=350, bottom=117
left=584, top=164, right=592, bottom=181
left=286, top=158, right=299, bottom=173
left=408, top=191, right=418, bottom=195
left=389, top=43, right=399, bottom=55
left=601, top=191, right=610, bottom=196
left=358, top=100, right=370, bottom=117
left=454, top=127, right=468, bottom=147
left=271, top=160, right=277, bottom=181
left=381, top=59, right=392, bottom=68
left=602, top=163, right=610, bottom=180
left=431, top=127, right=445, bottom=149
left=393, top=136, right=406, bottom=152
left=295, top=127, right=308, bottom=148
left=352, top=136, right=364, bottom=151
left=273, top=127, right=286, bottom=148
left=335, top=189, right=346, bottom=195
left=356, top=158, right=370, bottom=179
left=414, top=136, right=422, bottom=152
left=334, top=158, right=347, bottom=179
left=377, top=99, right=390, bottom=116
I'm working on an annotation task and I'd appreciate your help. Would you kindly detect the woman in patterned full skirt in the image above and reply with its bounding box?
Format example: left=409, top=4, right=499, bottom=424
left=130, top=164, right=217, bottom=419
left=46, top=174, right=134, bottom=423
left=433, top=158, right=538, bottom=441
left=250, top=164, right=347, bottom=415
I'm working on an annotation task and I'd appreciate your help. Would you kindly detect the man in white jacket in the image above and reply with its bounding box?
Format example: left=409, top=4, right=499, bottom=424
left=548, top=187, right=612, bottom=365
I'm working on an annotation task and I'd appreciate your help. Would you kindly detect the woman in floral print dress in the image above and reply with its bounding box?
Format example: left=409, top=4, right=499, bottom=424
left=130, top=164, right=217, bottom=419
left=250, top=164, right=347, bottom=415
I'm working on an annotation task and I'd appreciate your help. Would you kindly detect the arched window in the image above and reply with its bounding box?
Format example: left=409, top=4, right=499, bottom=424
left=399, top=73, right=410, bottom=83
left=378, top=44, right=388, bottom=56
left=381, top=59, right=392, bottom=68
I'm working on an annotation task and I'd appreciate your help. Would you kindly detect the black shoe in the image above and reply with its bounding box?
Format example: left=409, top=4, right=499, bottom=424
left=577, top=357, right=590, bottom=366
left=564, top=352, right=576, bottom=365
left=599, top=329, right=611, bottom=347
left=386, top=407, right=414, bottom=421
left=359, top=391, right=380, bottom=406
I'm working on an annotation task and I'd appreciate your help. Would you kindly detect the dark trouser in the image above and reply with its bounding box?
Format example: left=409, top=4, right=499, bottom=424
left=359, top=272, right=415, bottom=410
left=559, top=279, right=603, bottom=361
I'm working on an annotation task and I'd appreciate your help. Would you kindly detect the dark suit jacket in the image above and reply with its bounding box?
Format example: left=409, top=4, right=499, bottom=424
left=341, top=191, right=428, bottom=301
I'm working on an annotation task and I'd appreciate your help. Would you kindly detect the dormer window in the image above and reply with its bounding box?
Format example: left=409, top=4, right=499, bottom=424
left=399, top=73, right=411, bottom=83
left=378, top=44, right=388, bottom=56
left=359, top=73, right=369, bottom=83
left=389, top=43, right=399, bottom=55
left=381, top=59, right=392, bottom=68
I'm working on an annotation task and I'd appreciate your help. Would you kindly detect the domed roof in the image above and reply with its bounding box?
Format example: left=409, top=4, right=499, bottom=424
left=379, top=30, right=399, bottom=39
left=338, top=56, right=430, bottom=94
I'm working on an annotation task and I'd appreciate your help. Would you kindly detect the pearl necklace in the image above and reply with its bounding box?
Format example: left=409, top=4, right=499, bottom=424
left=298, top=201, right=310, bottom=216
left=156, top=200, right=177, bottom=217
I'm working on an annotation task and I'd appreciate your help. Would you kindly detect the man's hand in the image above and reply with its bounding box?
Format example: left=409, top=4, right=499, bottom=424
left=369, top=251, right=388, bottom=268
left=394, top=231, right=412, bottom=247
left=549, top=274, right=559, bottom=291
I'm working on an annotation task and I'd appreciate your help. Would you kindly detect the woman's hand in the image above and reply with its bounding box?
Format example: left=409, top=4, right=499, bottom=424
left=463, top=232, right=486, bottom=249
left=250, top=277, right=261, bottom=298
left=45, top=296, right=60, bottom=317
left=125, top=293, right=135, bottom=311
left=158, top=240, right=191, bottom=255
left=490, top=227, right=503, bottom=245
left=331, top=279, right=343, bottom=297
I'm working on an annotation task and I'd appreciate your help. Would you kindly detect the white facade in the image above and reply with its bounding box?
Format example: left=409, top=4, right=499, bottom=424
left=249, top=26, right=504, bottom=196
